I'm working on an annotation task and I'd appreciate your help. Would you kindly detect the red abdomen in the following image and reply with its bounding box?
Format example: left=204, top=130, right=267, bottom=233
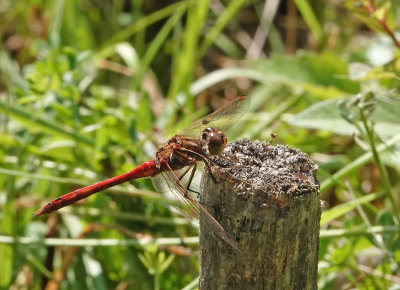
left=33, top=160, right=158, bottom=216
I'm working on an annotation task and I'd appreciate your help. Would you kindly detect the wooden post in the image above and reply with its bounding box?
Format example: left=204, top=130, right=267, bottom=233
left=199, top=139, right=321, bottom=290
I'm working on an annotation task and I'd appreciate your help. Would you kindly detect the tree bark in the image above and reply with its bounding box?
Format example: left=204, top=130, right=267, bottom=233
left=199, top=139, right=321, bottom=290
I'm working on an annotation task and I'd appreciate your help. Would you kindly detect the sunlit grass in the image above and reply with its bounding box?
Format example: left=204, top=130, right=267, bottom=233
left=1, top=0, right=399, bottom=289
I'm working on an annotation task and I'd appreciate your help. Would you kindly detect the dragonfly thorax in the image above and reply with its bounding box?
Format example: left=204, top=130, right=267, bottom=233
left=200, top=127, right=227, bottom=156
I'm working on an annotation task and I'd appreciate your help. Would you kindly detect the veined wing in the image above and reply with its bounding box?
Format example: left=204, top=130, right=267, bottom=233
left=151, top=168, right=239, bottom=250
left=152, top=169, right=199, bottom=220
left=177, top=96, right=250, bottom=138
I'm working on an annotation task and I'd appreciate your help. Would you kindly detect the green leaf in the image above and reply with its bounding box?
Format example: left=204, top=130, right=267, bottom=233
left=82, top=253, right=107, bottom=290
left=321, top=192, right=385, bottom=226
left=288, top=97, right=400, bottom=137
left=250, top=52, right=360, bottom=95
left=345, top=1, right=387, bottom=34
left=287, top=99, right=356, bottom=135
left=158, top=253, right=175, bottom=274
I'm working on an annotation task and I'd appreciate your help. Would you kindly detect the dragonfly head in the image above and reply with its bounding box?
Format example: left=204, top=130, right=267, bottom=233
left=201, top=128, right=227, bottom=156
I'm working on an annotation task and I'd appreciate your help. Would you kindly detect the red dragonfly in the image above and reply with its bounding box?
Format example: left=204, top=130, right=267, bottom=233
left=34, top=96, right=284, bottom=250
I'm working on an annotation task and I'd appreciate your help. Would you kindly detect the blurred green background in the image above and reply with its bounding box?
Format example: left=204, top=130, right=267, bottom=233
left=1, top=0, right=400, bottom=289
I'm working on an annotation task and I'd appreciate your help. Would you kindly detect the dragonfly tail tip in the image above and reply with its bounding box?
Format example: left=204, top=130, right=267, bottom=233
left=32, top=209, right=44, bottom=217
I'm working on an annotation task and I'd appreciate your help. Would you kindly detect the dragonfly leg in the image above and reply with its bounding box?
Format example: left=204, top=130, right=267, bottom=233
left=183, top=164, right=214, bottom=199
left=204, top=162, right=221, bottom=184
left=185, top=164, right=198, bottom=198
left=177, top=166, right=192, bottom=181
left=174, top=165, right=195, bottom=198
left=198, top=200, right=216, bottom=209
left=177, top=163, right=204, bottom=198
left=170, top=164, right=199, bottom=198
left=188, top=188, right=201, bottom=197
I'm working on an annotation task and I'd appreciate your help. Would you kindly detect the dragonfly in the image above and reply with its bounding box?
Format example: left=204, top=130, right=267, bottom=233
left=33, top=96, right=284, bottom=250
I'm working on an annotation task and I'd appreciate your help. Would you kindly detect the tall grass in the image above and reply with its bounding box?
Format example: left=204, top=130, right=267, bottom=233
left=1, top=0, right=399, bottom=289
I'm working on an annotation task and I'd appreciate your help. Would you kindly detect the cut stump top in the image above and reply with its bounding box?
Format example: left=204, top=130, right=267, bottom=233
left=199, top=139, right=321, bottom=290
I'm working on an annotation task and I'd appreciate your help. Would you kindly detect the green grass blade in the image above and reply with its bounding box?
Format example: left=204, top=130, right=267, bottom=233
left=0, top=244, right=13, bottom=287
left=99, top=1, right=189, bottom=51
left=320, top=192, right=385, bottom=226
left=320, top=225, right=398, bottom=238
left=0, top=235, right=199, bottom=247
left=134, top=4, right=187, bottom=88
left=181, top=277, right=200, bottom=290
left=0, top=198, right=15, bottom=287
left=0, top=99, right=95, bottom=147
left=321, top=132, right=400, bottom=192
left=168, top=0, right=210, bottom=100
left=293, top=0, right=324, bottom=44
left=199, top=0, right=247, bottom=56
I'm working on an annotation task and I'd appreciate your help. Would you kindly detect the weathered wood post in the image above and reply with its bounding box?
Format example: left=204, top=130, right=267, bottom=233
left=199, top=139, right=321, bottom=290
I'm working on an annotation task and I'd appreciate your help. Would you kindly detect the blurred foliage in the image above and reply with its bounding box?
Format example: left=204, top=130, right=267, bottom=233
left=1, top=0, right=400, bottom=289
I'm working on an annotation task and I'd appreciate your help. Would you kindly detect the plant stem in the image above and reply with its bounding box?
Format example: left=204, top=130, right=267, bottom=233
left=364, top=0, right=400, bottom=48
left=359, top=106, right=400, bottom=225
left=154, top=273, right=160, bottom=290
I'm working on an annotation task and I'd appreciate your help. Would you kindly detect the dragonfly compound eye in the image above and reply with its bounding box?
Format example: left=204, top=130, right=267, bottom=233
left=201, top=128, right=227, bottom=156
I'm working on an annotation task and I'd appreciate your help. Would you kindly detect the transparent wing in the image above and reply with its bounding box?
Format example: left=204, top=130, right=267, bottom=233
left=177, top=96, right=250, bottom=138
left=151, top=167, right=239, bottom=250
left=152, top=168, right=200, bottom=221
